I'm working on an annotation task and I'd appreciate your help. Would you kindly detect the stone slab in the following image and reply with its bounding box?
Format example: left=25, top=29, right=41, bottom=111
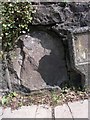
left=8, top=31, right=68, bottom=91
left=73, top=33, right=89, bottom=65
left=0, top=105, right=52, bottom=119
left=73, top=32, right=90, bottom=86
left=35, top=105, right=52, bottom=118
left=67, top=30, right=90, bottom=87
left=0, top=105, right=37, bottom=119
left=55, top=104, right=73, bottom=118
left=0, top=100, right=88, bottom=119
left=68, top=100, right=88, bottom=118
left=88, top=98, right=90, bottom=120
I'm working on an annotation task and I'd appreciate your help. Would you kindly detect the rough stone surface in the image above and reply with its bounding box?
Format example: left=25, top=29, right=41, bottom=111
left=0, top=2, right=90, bottom=93
left=0, top=61, right=8, bottom=94
left=32, top=2, right=90, bottom=27
left=70, top=32, right=90, bottom=87
left=8, top=31, right=68, bottom=91
left=32, top=4, right=64, bottom=25
left=52, top=24, right=90, bottom=87
left=74, top=33, right=89, bottom=64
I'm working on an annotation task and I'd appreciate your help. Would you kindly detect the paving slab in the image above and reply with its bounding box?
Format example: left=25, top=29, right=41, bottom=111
left=68, top=100, right=88, bottom=118
left=0, top=105, right=52, bottom=119
left=0, top=99, right=88, bottom=119
left=55, top=104, right=73, bottom=118
left=0, top=105, right=37, bottom=119
left=89, top=98, right=90, bottom=120
left=35, top=105, right=52, bottom=118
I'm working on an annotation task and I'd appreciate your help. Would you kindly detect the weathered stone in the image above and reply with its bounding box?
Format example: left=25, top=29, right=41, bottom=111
left=8, top=48, right=22, bottom=85
left=52, top=24, right=90, bottom=88
left=85, top=9, right=90, bottom=27
left=71, top=32, right=90, bottom=86
left=55, top=104, right=72, bottom=118
left=69, top=2, right=89, bottom=12
left=32, top=3, right=90, bottom=27
left=74, top=33, right=89, bottom=64
left=35, top=105, right=52, bottom=118
left=63, top=5, right=73, bottom=22
left=68, top=100, right=88, bottom=118
left=0, top=60, right=8, bottom=94
left=0, top=105, right=37, bottom=118
left=1, top=2, right=90, bottom=93
left=19, top=31, right=68, bottom=90
left=7, top=30, right=69, bottom=91
left=1, top=105, right=52, bottom=118
left=67, top=29, right=90, bottom=88
left=32, top=4, right=64, bottom=25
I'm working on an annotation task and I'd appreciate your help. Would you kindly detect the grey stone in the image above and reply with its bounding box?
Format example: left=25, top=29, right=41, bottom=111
left=35, top=105, right=52, bottom=118
left=55, top=100, right=88, bottom=118
left=17, top=31, right=68, bottom=91
left=63, top=5, right=73, bottom=22
left=70, top=32, right=90, bottom=87
left=55, top=104, right=73, bottom=118
left=6, top=29, right=69, bottom=92
left=1, top=2, right=90, bottom=93
left=8, top=48, right=22, bottom=85
left=0, top=105, right=52, bottom=119
left=6, top=28, right=89, bottom=92
left=32, top=3, right=90, bottom=27
left=9, top=48, right=23, bottom=79
left=68, top=100, right=88, bottom=118
left=52, top=24, right=89, bottom=88
left=0, top=61, right=8, bottom=93
left=32, top=4, right=65, bottom=25
left=0, top=100, right=88, bottom=119
left=84, top=9, right=90, bottom=27
left=73, top=33, right=89, bottom=64
left=0, top=105, right=37, bottom=119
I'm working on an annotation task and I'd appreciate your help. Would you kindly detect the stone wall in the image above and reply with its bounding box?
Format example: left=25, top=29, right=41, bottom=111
left=0, top=2, right=90, bottom=94
left=31, top=2, right=90, bottom=88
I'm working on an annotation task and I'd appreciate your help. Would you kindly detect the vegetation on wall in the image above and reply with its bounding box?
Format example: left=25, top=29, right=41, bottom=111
left=1, top=2, right=35, bottom=51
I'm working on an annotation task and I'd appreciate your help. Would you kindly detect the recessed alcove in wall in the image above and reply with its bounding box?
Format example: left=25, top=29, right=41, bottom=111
left=19, top=29, right=69, bottom=90
left=1, top=2, right=89, bottom=94
left=7, top=28, right=87, bottom=92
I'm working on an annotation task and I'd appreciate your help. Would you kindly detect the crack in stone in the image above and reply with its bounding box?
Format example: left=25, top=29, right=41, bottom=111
left=52, top=106, right=55, bottom=120
left=66, top=102, right=74, bottom=120
left=35, top=105, right=39, bottom=118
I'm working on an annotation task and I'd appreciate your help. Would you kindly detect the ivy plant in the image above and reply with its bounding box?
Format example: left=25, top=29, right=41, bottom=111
left=1, top=2, right=35, bottom=51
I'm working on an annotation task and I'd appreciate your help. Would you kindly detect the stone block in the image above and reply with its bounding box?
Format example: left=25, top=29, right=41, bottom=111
left=35, top=105, right=52, bottom=118
left=71, top=31, right=90, bottom=87
left=68, top=100, right=88, bottom=118
left=8, top=30, right=69, bottom=91
left=55, top=104, right=73, bottom=118
left=0, top=105, right=37, bottom=119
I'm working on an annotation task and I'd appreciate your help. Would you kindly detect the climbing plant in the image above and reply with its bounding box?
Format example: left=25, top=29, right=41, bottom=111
left=1, top=2, right=35, bottom=51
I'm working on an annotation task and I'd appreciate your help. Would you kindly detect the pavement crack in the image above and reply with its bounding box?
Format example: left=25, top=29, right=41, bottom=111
left=66, top=102, right=74, bottom=120
left=52, top=106, right=55, bottom=120
left=35, top=105, right=39, bottom=118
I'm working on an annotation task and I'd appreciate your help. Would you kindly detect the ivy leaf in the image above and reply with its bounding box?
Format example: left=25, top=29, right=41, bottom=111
left=12, top=92, right=17, bottom=97
left=1, top=96, right=8, bottom=105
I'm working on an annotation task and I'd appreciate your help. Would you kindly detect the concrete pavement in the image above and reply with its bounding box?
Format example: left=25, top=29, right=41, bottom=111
left=0, top=99, right=88, bottom=119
